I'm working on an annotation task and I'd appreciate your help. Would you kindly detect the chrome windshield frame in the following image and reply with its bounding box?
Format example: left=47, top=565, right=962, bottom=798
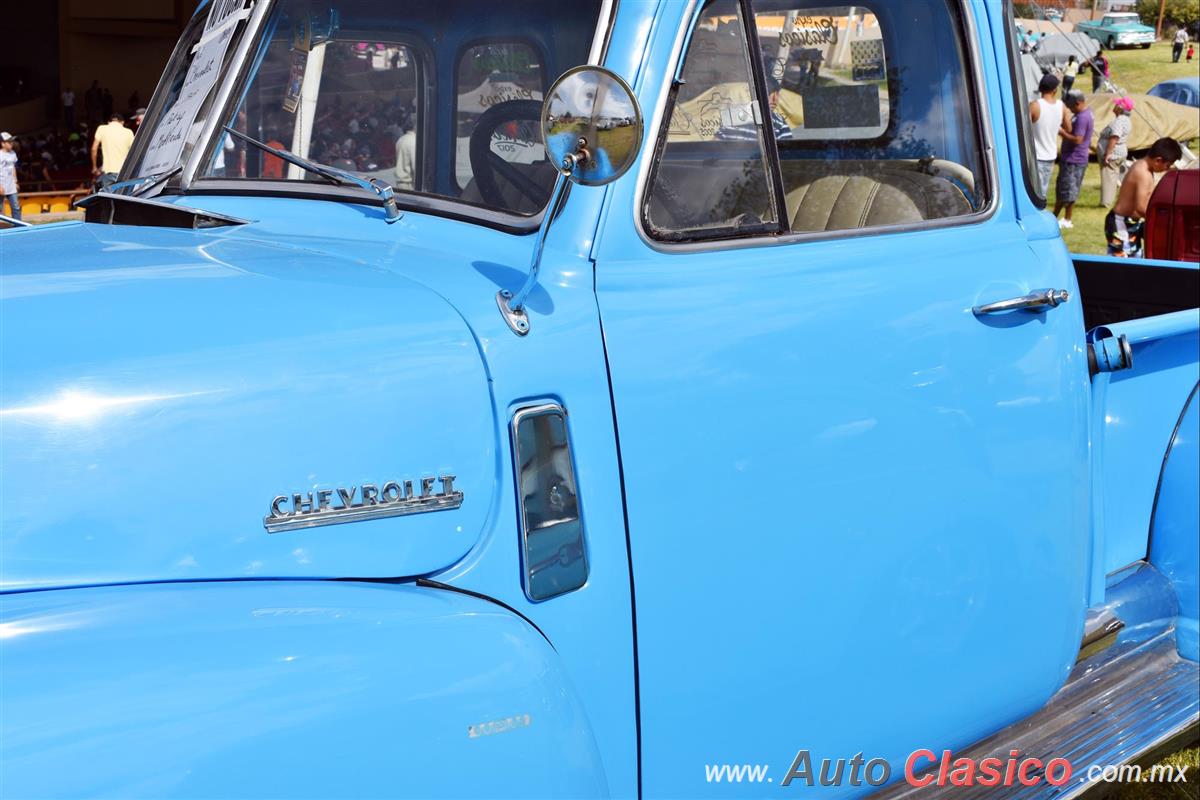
left=180, top=0, right=274, bottom=190
left=156, top=0, right=616, bottom=232
left=120, top=0, right=272, bottom=188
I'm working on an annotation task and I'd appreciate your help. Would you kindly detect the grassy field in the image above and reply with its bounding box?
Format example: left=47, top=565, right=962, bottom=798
left=1118, top=747, right=1200, bottom=800
left=1051, top=41, right=1198, bottom=255
left=1092, top=40, right=1200, bottom=101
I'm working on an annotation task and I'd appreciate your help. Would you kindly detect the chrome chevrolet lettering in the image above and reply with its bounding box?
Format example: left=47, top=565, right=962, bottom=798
left=264, top=475, right=462, bottom=533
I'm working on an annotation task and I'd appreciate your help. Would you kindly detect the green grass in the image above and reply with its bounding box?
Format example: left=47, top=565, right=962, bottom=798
left=1098, top=40, right=1199, bottom=98
left=1116, top=746, right=1200, bottom=800
left=1051, top=41, right=1198, bottom=255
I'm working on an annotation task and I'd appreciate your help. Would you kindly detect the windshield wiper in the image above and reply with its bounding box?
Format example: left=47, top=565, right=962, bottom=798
left=222, top=126, right=401, bottom=223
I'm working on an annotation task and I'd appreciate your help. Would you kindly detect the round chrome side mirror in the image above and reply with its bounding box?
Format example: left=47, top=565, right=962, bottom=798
left=541, top=65, right=643, bottom=187
left=497, top=66, right=643, bottom=337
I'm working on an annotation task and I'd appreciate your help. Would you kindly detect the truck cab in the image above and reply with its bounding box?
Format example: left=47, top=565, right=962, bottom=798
left=1, top=0, right=1196, bottom=796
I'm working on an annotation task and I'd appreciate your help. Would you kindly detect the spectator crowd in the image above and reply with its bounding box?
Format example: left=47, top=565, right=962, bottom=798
left=1030, top=71, right=1184, bottom=259
left=0, top=81, right=145, bottom=220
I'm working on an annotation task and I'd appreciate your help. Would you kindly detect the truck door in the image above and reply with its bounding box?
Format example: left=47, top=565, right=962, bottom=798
left=594, top=0, right=1092, bottom=793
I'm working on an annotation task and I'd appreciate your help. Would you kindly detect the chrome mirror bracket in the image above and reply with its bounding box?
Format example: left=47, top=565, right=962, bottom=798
left=497, top=161, right=576, bottom=337
left=497, top=289, right=531, bottom=336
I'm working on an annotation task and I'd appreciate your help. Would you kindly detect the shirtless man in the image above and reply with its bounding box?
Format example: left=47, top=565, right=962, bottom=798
left=1105, top=137, right=1182, bottom=257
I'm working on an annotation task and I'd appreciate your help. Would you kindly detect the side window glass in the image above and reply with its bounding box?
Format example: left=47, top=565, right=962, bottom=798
left=454, top=42, right=547, bottom=204
left=752, top=0, right=990, bottom=234
left=643, top=0, right=780, bottom=241
left=754, top=8, right=890, bottom=141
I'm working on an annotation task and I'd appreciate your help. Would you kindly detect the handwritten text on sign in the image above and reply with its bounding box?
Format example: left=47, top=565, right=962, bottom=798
left=139, top=1, right=250, bottom=175
left=779, top=17, right=838, bottom=47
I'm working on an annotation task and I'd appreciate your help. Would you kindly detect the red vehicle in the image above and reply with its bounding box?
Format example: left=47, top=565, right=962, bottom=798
left=1146, top=169, right=1200, bottom=262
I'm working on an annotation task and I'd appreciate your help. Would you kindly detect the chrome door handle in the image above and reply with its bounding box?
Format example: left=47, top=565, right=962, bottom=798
left=973, top=288, right=1070, bottom=316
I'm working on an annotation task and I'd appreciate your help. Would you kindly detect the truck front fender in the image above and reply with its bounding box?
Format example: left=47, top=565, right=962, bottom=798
left=0, top=581, right=609, bottom=798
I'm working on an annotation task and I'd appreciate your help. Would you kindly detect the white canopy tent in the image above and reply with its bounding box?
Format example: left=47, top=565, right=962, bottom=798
left=1033, top=33, right=1101, bottom=71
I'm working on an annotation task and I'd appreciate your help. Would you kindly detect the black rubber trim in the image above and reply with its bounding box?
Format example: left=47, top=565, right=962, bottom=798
left=414, top=577, right=554, bottom=650
left=1145, top=381, right=1199, bottom=560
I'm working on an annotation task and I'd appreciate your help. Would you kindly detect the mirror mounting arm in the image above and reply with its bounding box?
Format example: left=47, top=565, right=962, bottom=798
left=497, top=141, right=585, bottom=337
left=494, top=64, right=641, bottom=337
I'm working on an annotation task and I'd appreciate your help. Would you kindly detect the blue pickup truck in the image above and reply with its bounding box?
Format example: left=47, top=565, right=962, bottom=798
left=1076, top=12, right=1157, bottom=49
left=2, top=0, right=1197, bottom=797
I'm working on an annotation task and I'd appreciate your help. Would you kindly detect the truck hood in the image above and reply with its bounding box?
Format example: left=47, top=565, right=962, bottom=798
left=0, top=223, right=497, bottom=590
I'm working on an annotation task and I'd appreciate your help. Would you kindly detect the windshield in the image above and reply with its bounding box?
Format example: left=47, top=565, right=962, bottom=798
left=196, top=0, right=604, bottom=218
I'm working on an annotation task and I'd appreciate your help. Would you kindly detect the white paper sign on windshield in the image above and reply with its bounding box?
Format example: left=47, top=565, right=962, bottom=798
left=139, top=0, right=251, bottom=175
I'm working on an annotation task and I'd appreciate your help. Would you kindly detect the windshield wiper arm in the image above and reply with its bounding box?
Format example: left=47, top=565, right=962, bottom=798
left=223, top=126, right=401, bottom=223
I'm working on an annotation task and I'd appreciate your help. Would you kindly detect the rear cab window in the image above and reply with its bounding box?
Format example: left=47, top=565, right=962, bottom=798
left=643, top=0, right=992, bottom=243
left=756, top=8, right=890, bottom=141
left=454, top=42, right=545, bottom=194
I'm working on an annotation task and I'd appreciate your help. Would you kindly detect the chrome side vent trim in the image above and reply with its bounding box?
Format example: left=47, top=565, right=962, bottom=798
left=511, top=403, right=588, bottom=601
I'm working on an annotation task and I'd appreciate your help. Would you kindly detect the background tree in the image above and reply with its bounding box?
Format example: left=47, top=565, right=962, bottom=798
left=1138, top=0, right=1200, bottom=31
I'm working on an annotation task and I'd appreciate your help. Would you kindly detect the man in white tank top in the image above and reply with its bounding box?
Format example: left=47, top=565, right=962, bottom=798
left=1029, top=73, right=1064, bottom=198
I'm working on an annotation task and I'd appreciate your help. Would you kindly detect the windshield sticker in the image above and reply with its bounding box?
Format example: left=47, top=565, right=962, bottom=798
left=140, top=0, right=250, bottom=175
left=282, top=50, right=308, bottom=114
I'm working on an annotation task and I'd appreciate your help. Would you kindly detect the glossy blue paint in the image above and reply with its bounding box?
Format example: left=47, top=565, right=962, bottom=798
left=1149, top=387, right=1200, bottom=662
left=591, top=3, right=1092, bottom=796
left=0, top=0, right=1196, bottom=796
left=1092, top=314, right=1200, bottom=576
left=0, top=193, right=642, bottom=796
left=0, top=580, right=609, bottom=797
left=0, top=222, right=497, bottom=589
left=1090, top=328, right=1134, bottom=373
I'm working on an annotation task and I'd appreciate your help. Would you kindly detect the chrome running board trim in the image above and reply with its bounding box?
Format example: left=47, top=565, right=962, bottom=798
left=872, top=563, right=1198, bottom=800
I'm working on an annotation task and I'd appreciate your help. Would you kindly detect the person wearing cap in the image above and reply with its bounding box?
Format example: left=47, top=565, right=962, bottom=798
left=1053, top=91, right=1093, bottom=229
left=91, top=113, right=135, bottom=183
left=0, top=132, right=20, bottom=220
left=1029, top=73, right=1063, bottom=198
left=1097, top=97, right=1134, bottom=208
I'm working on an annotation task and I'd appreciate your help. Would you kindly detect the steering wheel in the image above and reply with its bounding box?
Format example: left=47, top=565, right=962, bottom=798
left=468, top=100, right=549, bottom=210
